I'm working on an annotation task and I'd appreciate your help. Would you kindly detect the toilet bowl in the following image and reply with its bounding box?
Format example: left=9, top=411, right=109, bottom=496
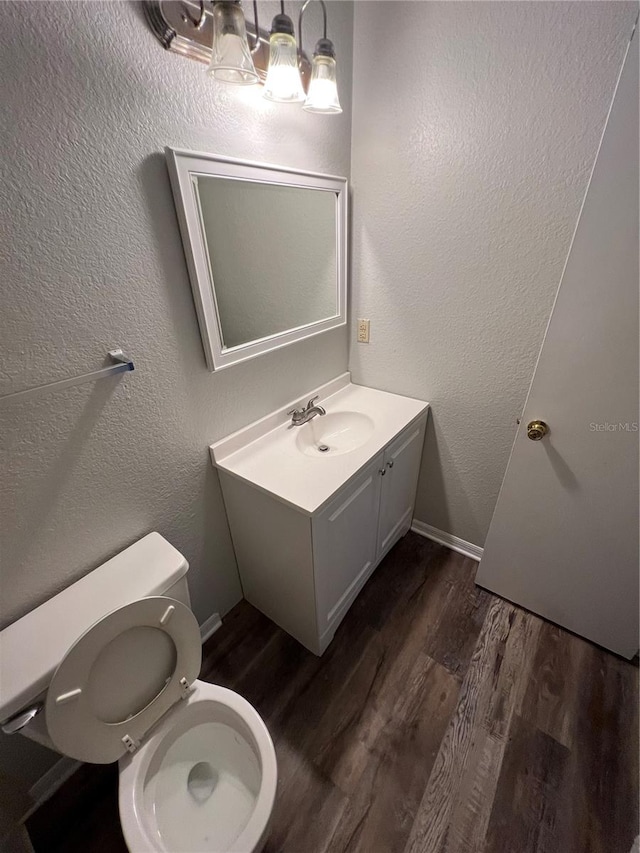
left=119, top=682, right=277, bottom=853
left=0, top=534, right=277, bottom=853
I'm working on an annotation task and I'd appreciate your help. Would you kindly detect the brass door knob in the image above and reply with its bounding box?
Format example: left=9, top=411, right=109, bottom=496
left=527, top=420, right=549, bottom=441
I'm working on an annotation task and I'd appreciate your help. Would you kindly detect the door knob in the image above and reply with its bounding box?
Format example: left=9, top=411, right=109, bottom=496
left=527, top=420, right=549, bottom=441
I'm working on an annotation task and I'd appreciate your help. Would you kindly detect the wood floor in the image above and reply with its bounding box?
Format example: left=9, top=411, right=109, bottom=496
left=26, top=533, right=639, bottom=853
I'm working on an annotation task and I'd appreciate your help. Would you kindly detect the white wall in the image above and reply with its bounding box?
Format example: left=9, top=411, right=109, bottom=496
left=349, top=1, right=637, bottom=548
left=0, top=0, right=352, bottom=804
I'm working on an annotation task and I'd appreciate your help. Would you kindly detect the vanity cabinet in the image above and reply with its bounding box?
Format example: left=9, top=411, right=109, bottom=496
left=219, top=413, right=428, bottom=655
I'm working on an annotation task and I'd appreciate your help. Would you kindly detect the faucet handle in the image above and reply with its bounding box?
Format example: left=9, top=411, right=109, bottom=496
left=287, top=407, right=302, bottom=417
left=306, top=396, right=319, bottom=408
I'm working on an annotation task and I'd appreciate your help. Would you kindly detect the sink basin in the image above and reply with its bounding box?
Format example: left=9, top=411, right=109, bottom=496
left=210, top=374, right=429, bottom=515
left=295, top=412, right=375, bottom=457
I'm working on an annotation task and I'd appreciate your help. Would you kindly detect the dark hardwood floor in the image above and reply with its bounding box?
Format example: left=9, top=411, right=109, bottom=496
left=26, top=533, right=639, bottom=853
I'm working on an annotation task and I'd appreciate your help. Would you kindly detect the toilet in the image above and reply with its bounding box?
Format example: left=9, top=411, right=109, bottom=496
left=0, top=533, right=277, bottom=852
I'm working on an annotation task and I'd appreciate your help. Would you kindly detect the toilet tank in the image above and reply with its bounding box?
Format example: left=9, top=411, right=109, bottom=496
left=0, top=533, right=191, bottom=725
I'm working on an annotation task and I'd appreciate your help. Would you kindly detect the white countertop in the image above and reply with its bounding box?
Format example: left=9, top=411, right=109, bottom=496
left=210, top=374, right=429, bottom=515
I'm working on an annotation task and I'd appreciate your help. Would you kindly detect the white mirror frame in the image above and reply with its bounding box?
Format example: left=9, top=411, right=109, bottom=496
left=165, top=148, right=348, bottom=372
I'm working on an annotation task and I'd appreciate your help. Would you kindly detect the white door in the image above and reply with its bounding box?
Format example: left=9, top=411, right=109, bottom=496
left=476, top=28, right=639, bottom=659
left=313, top=453, right=384, bottom=630
left=376, top=416, right=428, bottom=559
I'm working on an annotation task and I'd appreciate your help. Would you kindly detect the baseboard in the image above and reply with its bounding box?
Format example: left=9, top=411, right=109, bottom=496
left=411, top=520, right=483, bottom=562
left=199, top=612, right=222, bottom=643
left=1, top=824, right=35, bottom=853
left=22, top=756, right=82, bottom=822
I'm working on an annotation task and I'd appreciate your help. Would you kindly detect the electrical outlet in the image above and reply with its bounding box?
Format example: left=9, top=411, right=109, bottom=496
left=357, top=319, right=370, bottom=343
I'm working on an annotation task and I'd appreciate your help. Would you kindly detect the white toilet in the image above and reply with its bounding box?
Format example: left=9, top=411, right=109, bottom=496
left=0, top=533, right=277, bottom=852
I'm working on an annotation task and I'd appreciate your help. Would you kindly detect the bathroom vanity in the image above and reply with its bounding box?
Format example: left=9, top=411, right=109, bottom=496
left=211, top=375, right=429, bottom=654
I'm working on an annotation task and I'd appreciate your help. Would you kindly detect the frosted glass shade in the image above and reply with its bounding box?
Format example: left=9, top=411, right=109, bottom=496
left=263, top=32, right=305, bottom=103
left=303, top=54, right=342, bottom=114
left=208, top=1, right=259, bottom=85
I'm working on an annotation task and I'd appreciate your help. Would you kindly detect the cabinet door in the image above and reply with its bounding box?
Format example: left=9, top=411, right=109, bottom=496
left=313, top=453, right=384, bottom=632
left=376, top=416, right=427, bottom=559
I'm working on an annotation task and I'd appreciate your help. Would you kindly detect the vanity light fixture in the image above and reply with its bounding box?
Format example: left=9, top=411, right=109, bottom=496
left=207, top=0, right=259, bottom=84
left=263, top=2, right=305, bottom=102
left=143, top=1, right=341, bottom=115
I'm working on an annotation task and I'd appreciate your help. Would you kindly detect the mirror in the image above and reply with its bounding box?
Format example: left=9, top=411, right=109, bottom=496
left=196, top=177, right=337, bottom=348
left=165, top=148, right=348, bottom=371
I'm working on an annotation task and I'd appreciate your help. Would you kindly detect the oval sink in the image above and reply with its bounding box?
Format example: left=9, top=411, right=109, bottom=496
left=295, top=412, right=375, bottom=457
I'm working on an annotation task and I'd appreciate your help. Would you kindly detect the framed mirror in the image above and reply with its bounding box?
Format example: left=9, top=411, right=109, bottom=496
left=165, top=148, right=348, bottom=371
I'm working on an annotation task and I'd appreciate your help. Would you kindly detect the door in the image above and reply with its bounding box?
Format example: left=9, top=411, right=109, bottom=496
left=377, top=416, right=428, bottom=559
left=476, top=27, right=639, bottom=658
left=313, top=453, right=384, bottom=630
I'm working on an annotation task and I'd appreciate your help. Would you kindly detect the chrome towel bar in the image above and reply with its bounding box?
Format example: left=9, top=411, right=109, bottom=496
left=0, top=349, right=134, bottom=403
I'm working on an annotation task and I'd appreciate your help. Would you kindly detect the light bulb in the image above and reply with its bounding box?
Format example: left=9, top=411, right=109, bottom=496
left=304, top=47, right=341, bottom=114
left=263, top=13, right=304, bottom=103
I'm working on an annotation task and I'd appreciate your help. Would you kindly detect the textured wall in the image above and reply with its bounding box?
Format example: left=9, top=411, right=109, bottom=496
left=349, top=1, right=637, bottom=547
left=0, top=0, right=352, bottom=796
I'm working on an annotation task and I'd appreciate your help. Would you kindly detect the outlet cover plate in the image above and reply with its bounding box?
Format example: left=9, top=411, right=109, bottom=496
left=357, top=319, right=370, bottom=343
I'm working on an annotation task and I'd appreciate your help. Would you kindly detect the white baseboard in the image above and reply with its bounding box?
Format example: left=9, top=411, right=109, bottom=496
left=411, top=520, right=483, bottom=562
left=199, top=612, right=222, bottom=643
left=21, top=756, right=82, bottom=822
left=1, top=824, right=35, bottom=853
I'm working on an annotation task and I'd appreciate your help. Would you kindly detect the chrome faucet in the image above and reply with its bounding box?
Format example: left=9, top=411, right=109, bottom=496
left=288, top=396, right=326, bottom=426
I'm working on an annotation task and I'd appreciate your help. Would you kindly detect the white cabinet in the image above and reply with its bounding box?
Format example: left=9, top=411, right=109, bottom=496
left=219, top=413, right=428, bottom=654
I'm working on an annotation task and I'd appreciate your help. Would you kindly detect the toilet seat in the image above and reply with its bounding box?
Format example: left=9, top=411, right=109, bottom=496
left=44, top=594, right=278, bottom=851
left=45, top=596, right=201, bottom=763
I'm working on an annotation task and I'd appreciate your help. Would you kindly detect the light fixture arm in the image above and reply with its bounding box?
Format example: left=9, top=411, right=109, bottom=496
left=182, top=0, right=261, bottom=53
left=250, top=0, right=260, bottom=53
left=181, top=0, right=206, bottom=30
left=298, top=0, right=328, bottom=55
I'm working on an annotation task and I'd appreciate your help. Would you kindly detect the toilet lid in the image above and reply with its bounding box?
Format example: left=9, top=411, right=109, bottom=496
left=45, top=597, right=201, bottom=764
